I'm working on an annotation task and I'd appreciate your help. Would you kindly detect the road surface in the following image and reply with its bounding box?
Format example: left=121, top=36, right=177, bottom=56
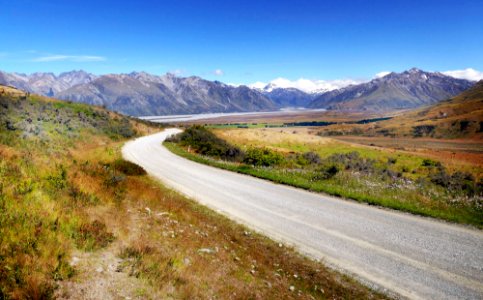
left=122, top=129, right=483, bottom=300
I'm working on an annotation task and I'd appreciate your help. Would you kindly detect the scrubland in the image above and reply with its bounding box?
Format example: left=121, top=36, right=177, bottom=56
left=166, top=126, right=482, bottom=227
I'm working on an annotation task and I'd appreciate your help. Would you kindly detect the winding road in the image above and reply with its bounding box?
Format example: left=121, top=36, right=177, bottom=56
left=122, top=129, right=483, bottom=300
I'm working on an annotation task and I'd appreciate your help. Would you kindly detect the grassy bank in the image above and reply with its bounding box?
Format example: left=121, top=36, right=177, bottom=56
left=0, top=89, right=385, bottom=299
left=164, top=127, right=483, bottom=228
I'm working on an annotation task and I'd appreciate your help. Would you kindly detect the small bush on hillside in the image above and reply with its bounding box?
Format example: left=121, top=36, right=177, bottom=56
left=412, top=125, right=435, bottom=137
left=243, top=147, right=284, bottom=167
left=104, top=173, right=126, bottom=187
left=46, top=164, right=68, bottom=190
left=76, top=220, right=115, bottom=250
left=110, top=159, right=146, bottom=176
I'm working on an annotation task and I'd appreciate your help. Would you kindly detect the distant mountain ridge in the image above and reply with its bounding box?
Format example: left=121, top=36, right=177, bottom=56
left=0, top=70, right=96, bottom=96
left=260, top=87, right=317, bottom=108
left=308, top=68, right=474, bottom=111
left=0, top=68, right=475, bottom=116
left=56, top=72, right=276, bottom=116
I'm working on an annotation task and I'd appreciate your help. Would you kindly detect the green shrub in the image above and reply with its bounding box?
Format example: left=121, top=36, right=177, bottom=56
left=243, top=147, right=284, bottom=167
left=46, top=164, right=68, bottom=190
left=312, top=164, right=339, bottom=180
left=169, top=126, right=243, bottom=161
left=422, top=159, right=441, bottom=167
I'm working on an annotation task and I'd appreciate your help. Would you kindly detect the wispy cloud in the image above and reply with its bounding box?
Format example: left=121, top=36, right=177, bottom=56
left=443, top=68, right=483, bottom=81
left=32, top=55, right=106, bottom=62
left=213, top=69, right=224, bottom=76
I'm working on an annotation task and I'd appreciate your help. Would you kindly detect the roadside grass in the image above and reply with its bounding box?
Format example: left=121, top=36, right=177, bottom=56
left=1, top=92, right=385, bottom=299
left=114, top=172, right=387, bottom=299
left=165, top=128, right=483, bottom=228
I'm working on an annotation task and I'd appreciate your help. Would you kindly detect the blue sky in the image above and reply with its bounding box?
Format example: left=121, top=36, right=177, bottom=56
left=1, top=0, right=482, bottom=86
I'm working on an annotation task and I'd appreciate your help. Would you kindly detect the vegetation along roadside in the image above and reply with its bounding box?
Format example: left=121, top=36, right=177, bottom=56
left=165, top=126, right=483, bottom=228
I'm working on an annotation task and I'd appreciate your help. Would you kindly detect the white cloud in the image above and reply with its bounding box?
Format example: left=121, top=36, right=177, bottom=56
left=169, top=69, right=184, bottom=76
left=213, top=69, right=224, bottom=76
left=249, top=77, right=362, bottom=93
left=248, top=81, right=266, bottom=89
left=32, top=55, right=106, bottom=62
left=375, top=71, right=391, bottom=78
left=442, top=68, right=483, bottom=81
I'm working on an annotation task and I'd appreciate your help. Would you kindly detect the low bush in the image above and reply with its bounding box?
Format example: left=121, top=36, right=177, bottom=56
left=312, top=164, right=339, bottom=180
left=298, top=151, right=321, bottom=165
left=328, top=152, right=377, bottom=174
left=243, top=147, right=284, bottom=167
left=429, top=169, right=479, bottom=196
left=168, top=126, right=244, bottom=161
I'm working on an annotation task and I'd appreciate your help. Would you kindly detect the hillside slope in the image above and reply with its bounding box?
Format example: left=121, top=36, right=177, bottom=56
left=315, top=81, right=483, bottom=139
left=382, top=79, right=483, bottom=138
left=309, top=68, right=474, bottom=111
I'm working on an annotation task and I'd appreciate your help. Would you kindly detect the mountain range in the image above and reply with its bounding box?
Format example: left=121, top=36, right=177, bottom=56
left=308, top=68, right=474, bottom=111
left=0, top=68, right=475, bottom=116
left=56, top=72, right=276, bottom=116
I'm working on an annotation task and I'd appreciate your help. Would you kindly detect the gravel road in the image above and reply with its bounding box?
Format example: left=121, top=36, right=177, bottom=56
left=122, top=129, right=483, bottom=300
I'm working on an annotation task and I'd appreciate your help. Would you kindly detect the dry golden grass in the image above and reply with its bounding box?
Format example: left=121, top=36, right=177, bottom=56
left=214, top=127, right=332, bottom=152
left=0, top=85, right=27, bottom=97
left=333, top=136, right=483, bottom=168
